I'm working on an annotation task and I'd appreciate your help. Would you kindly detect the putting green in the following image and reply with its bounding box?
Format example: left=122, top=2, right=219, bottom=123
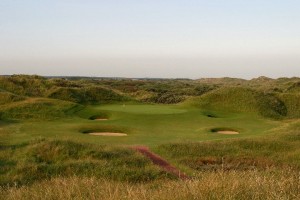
left=96, top=104, right=187, bottom=114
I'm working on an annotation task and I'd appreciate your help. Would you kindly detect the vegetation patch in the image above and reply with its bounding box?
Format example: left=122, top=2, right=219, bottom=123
left=0, top=139, right=168, bottom=186
left=0, top=98, right=81, bottom=120
left=0, top=91, right=25, bottom=105
left=187, top=87, right=288, bottom=119
left=47, top=86, right=129, bottom=104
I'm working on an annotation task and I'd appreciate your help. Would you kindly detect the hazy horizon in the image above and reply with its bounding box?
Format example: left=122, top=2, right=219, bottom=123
left=1, top=1, right=299, bottom=79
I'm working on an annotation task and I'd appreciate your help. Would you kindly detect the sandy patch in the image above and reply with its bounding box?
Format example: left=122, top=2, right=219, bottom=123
left=88, top=132, right=127, bottom=136
left=133, top=146, right=189, bottom=180
left=217, top=131, right=239, bottom=135
left=94, top=118, right=108, bottom=121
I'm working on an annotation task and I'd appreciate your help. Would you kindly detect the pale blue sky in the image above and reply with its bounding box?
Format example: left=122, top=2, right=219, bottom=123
left=0, top=0, right=299, bottom=78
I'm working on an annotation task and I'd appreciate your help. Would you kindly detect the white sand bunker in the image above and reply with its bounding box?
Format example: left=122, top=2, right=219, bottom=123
left=217, top=131, right=239, bottom=135
left=88, top=132, right=127, bottom=136
left=211, top=128, right=240, bottom=135
left=94, top=118, right=108, bottom=121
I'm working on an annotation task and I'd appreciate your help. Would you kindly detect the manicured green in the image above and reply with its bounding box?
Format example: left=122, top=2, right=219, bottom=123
left=1, top=103, right=279, bottom=147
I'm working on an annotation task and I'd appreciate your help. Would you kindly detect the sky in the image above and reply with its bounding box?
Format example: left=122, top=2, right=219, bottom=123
left=0, top=0, right=299, bottom=79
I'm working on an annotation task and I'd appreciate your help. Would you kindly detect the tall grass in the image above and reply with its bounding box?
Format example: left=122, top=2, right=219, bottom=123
left=1, top=169, right=299, bottom=200
left=0, top=98, right=81, bottom=120
left=0, top=139, right=169, bottom=186
left=158, top=120, right=300, bottom=171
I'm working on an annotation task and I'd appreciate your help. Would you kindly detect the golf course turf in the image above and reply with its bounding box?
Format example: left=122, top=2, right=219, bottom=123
left=3, top=103, right=279, bottom=147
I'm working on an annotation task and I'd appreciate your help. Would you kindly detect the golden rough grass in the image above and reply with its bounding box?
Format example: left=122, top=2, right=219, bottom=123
left=1, top=169, right=299, bottom=200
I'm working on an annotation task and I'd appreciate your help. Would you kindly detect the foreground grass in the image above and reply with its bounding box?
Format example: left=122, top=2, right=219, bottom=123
left=1, top=170, right=299, bottom=200
left=0, top=139, right=169, bottom=186
left=156, top=119, right=300, bottom=174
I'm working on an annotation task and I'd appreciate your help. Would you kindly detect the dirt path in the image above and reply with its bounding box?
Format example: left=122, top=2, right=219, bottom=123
left=133, top=146, right=189, bottom=180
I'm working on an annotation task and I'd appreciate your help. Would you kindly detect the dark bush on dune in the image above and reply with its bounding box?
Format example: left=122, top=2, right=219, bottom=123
left=47, top=86, right=129, bottom=104
left=146, top=93, right=186, bottom=104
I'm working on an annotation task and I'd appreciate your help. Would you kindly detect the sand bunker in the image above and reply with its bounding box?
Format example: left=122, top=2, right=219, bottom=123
left=88, top=132, right=127, bottom=136
left=216, top=131, right=239, bottom=135
left=211, top=128, right=239, bottom=135
left=94, top=118, right=108, bottom=121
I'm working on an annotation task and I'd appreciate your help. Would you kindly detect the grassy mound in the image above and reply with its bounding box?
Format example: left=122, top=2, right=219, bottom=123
left=277, top=93, right=300, bottom=118
left=47, top=86, right=129, bottom=104
left=0, top=75, right=49, bottom=97
left=0, top=98, right=81, bottom=120
left=0, top=139, right=168, bottom=186
left=158, top=121, right=300, bottom=171
left=186, top=87, right=287, bottom=119
left=0, top=91, right=25, bottom=105
left=286, top=81, right=300, bottom=92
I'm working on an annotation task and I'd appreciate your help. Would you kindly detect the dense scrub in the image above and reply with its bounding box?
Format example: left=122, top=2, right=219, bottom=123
left=47, top=86, right=129, bottom=104
left=277, top=93, right=300, bottom=118
left=0, top=75, right=130, bottom=104
left=0, top=75, right=50, bottom=97
left=0, top=91, right=25, bottom=105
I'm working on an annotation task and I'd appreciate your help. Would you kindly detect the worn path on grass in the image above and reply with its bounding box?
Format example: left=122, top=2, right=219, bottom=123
left=133, top=146, right=189, bottom=180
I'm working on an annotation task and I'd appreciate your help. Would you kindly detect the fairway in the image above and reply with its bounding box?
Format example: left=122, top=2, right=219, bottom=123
left=4, top=103, right=279, bottom=147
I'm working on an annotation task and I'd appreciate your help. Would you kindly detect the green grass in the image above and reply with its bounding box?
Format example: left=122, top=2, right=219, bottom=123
left=0, top=139, right=169, bottom=186
left=96, top=104, right=187, bottom=114
left=1, top=103, right=279, bottom=147
left=185, top=87, right=288, bottom=119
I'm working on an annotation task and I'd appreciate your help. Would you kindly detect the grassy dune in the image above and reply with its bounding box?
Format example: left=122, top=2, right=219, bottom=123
left=0, top=98, right=81, bottom=120
left=185, top=87, right=287, bottom=119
